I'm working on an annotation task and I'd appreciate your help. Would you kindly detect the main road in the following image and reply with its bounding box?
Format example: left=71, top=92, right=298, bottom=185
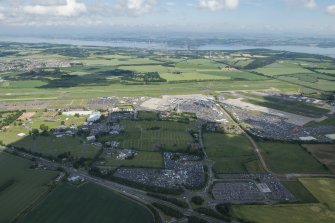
left=5, top=148, right=227, bottom=223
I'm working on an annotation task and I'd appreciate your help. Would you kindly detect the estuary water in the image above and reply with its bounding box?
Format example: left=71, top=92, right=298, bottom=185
left=1, top=36, right=334, bottom=58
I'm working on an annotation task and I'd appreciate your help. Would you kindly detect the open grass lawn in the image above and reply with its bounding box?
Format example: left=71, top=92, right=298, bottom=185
left=257, top=142, right=329, bottom=174
left=316, top=69, right=335, bottom=75
left=278, top=75, right=335, bottom=91
left=19, top=182, right=154, bottom=223
left=0, top=152, right=57, bottom=223
left=175, top=59, right=221, bottom=70
left=31, top=113, right=87, bottom=129
left=302, top=144, right=335, bottom=173
left=0, top=80, right=47, bottom=88
left=12, top=135, right=99, bottom=159
left=233, top=178, right=335, bottom=223
left=101, top=151, right=164, bottom=168
left=200, top=70, right=268, bottom=81
left=112, top=120, right=194, bottom=152
left=203, top=133, right=263, bottom=173
left=0, top=125, right=31, bottom=145
left=138, top=111, right=158, bottom=120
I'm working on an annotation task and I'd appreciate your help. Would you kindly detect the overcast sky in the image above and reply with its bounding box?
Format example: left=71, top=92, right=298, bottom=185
left=0, top=0, right=335, bottom=35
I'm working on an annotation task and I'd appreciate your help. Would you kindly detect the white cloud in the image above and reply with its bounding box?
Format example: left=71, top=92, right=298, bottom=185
left=284, top=0, right=317, bottom=9
left=326, top=5, right=335, bottom=15
left=24, top=0, right=87, bottom=17
left=0, top=12, right=4, bottom=20
left=304, top=0, right=316, bottom=9
left=116, top=0, right=158, bottom=16
left=198, top=0, right=239, bottom=11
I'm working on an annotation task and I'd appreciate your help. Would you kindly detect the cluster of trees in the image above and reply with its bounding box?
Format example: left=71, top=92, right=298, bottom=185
left=121, top=71, right=167, bottom=83
left=191, top=196, right=204, bottom=205
left=0, top=110, right=24, bottom=129
left=244, top=57, right=277, bottom=69
left=44, top=48, right=90, bottom=58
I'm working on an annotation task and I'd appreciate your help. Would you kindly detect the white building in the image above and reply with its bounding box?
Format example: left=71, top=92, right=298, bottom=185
left=63, top=111, right=93, bottom=116
left=86, top=135, right=96, bottom=142
left=87, top=113, right=101, bottom=122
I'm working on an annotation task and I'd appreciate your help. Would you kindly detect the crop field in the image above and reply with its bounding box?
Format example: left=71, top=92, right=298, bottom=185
left=0, top=152, right=57, bottom=223
left=203, top=133, right=263, bottom=173
left=233, top=178, right=335, bottom=223
left=19, top=182, right=154, bottom=223
left=101, top=151, right=164, bottom=168
left=257, top=142, right=329, bottom=174
left=254, top=63, right=314, bottom=76
left=281, top=180, right=318, bottom=203
left=302, top=144, right=335, bottom=173
left=12, top=135, right=99, bottom=159
left=111, top=120, right=194, bottom=152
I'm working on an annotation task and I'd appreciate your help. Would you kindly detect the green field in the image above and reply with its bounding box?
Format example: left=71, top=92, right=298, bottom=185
left=281, top=180, right=318, bottom=203
left=30, top=113, right=88, bottom=129
left=0, top=152, right=58, bottom=223
left=305, top=116, right=335, bottom=127
left=110, top=120, right=194, bottom=152
left=233, top=178, right=335, bottom=223
left=257, top=142, right=329, bottom=174
left=203, top=133, right=263, bottom=173
left=254, top=63, right=313, bottom=76
left=138, top=111, right=159, bottom=120
left=316, top=69, right=335, bottom=75
left=241, top=94, right=329, bottom=117
left=12, top=135, right=99, bottom=159
left=19, top=182, right=154, bottom=223
left=200, top=70, right=268, bottom=81
left=101, top=151, right=164, bottom=168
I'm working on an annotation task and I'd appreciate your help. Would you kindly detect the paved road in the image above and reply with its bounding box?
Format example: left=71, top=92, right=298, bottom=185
left=5, top=148, right=226, bottom=223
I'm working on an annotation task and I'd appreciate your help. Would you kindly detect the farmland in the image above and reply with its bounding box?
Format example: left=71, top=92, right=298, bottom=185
left=257, top=142, right=329, bottom=174
left=19, top=183, right=154, bottom=223
left=1, top=43, right=335, bottom=104
left=0, top=152, right=58, bottom=223
left=110, top=120, right=194, bottom=152
left=302, top=144, right=335, bottom=173
left=281, top=180, right=318, bottom=203
left=233, top=178, right=335, bottom=223
left=12, top=135, right=99, bottom=159
left=0, top=42, right=334, bottom=222
left=203, top=133, right=264, bottom=173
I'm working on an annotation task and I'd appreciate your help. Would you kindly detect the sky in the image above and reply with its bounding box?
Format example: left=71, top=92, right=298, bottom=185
left=0, top=0, right=335, bottom=35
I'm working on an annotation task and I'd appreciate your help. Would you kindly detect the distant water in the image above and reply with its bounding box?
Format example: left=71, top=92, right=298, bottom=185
left=0, top=36, right=335, bottom=58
